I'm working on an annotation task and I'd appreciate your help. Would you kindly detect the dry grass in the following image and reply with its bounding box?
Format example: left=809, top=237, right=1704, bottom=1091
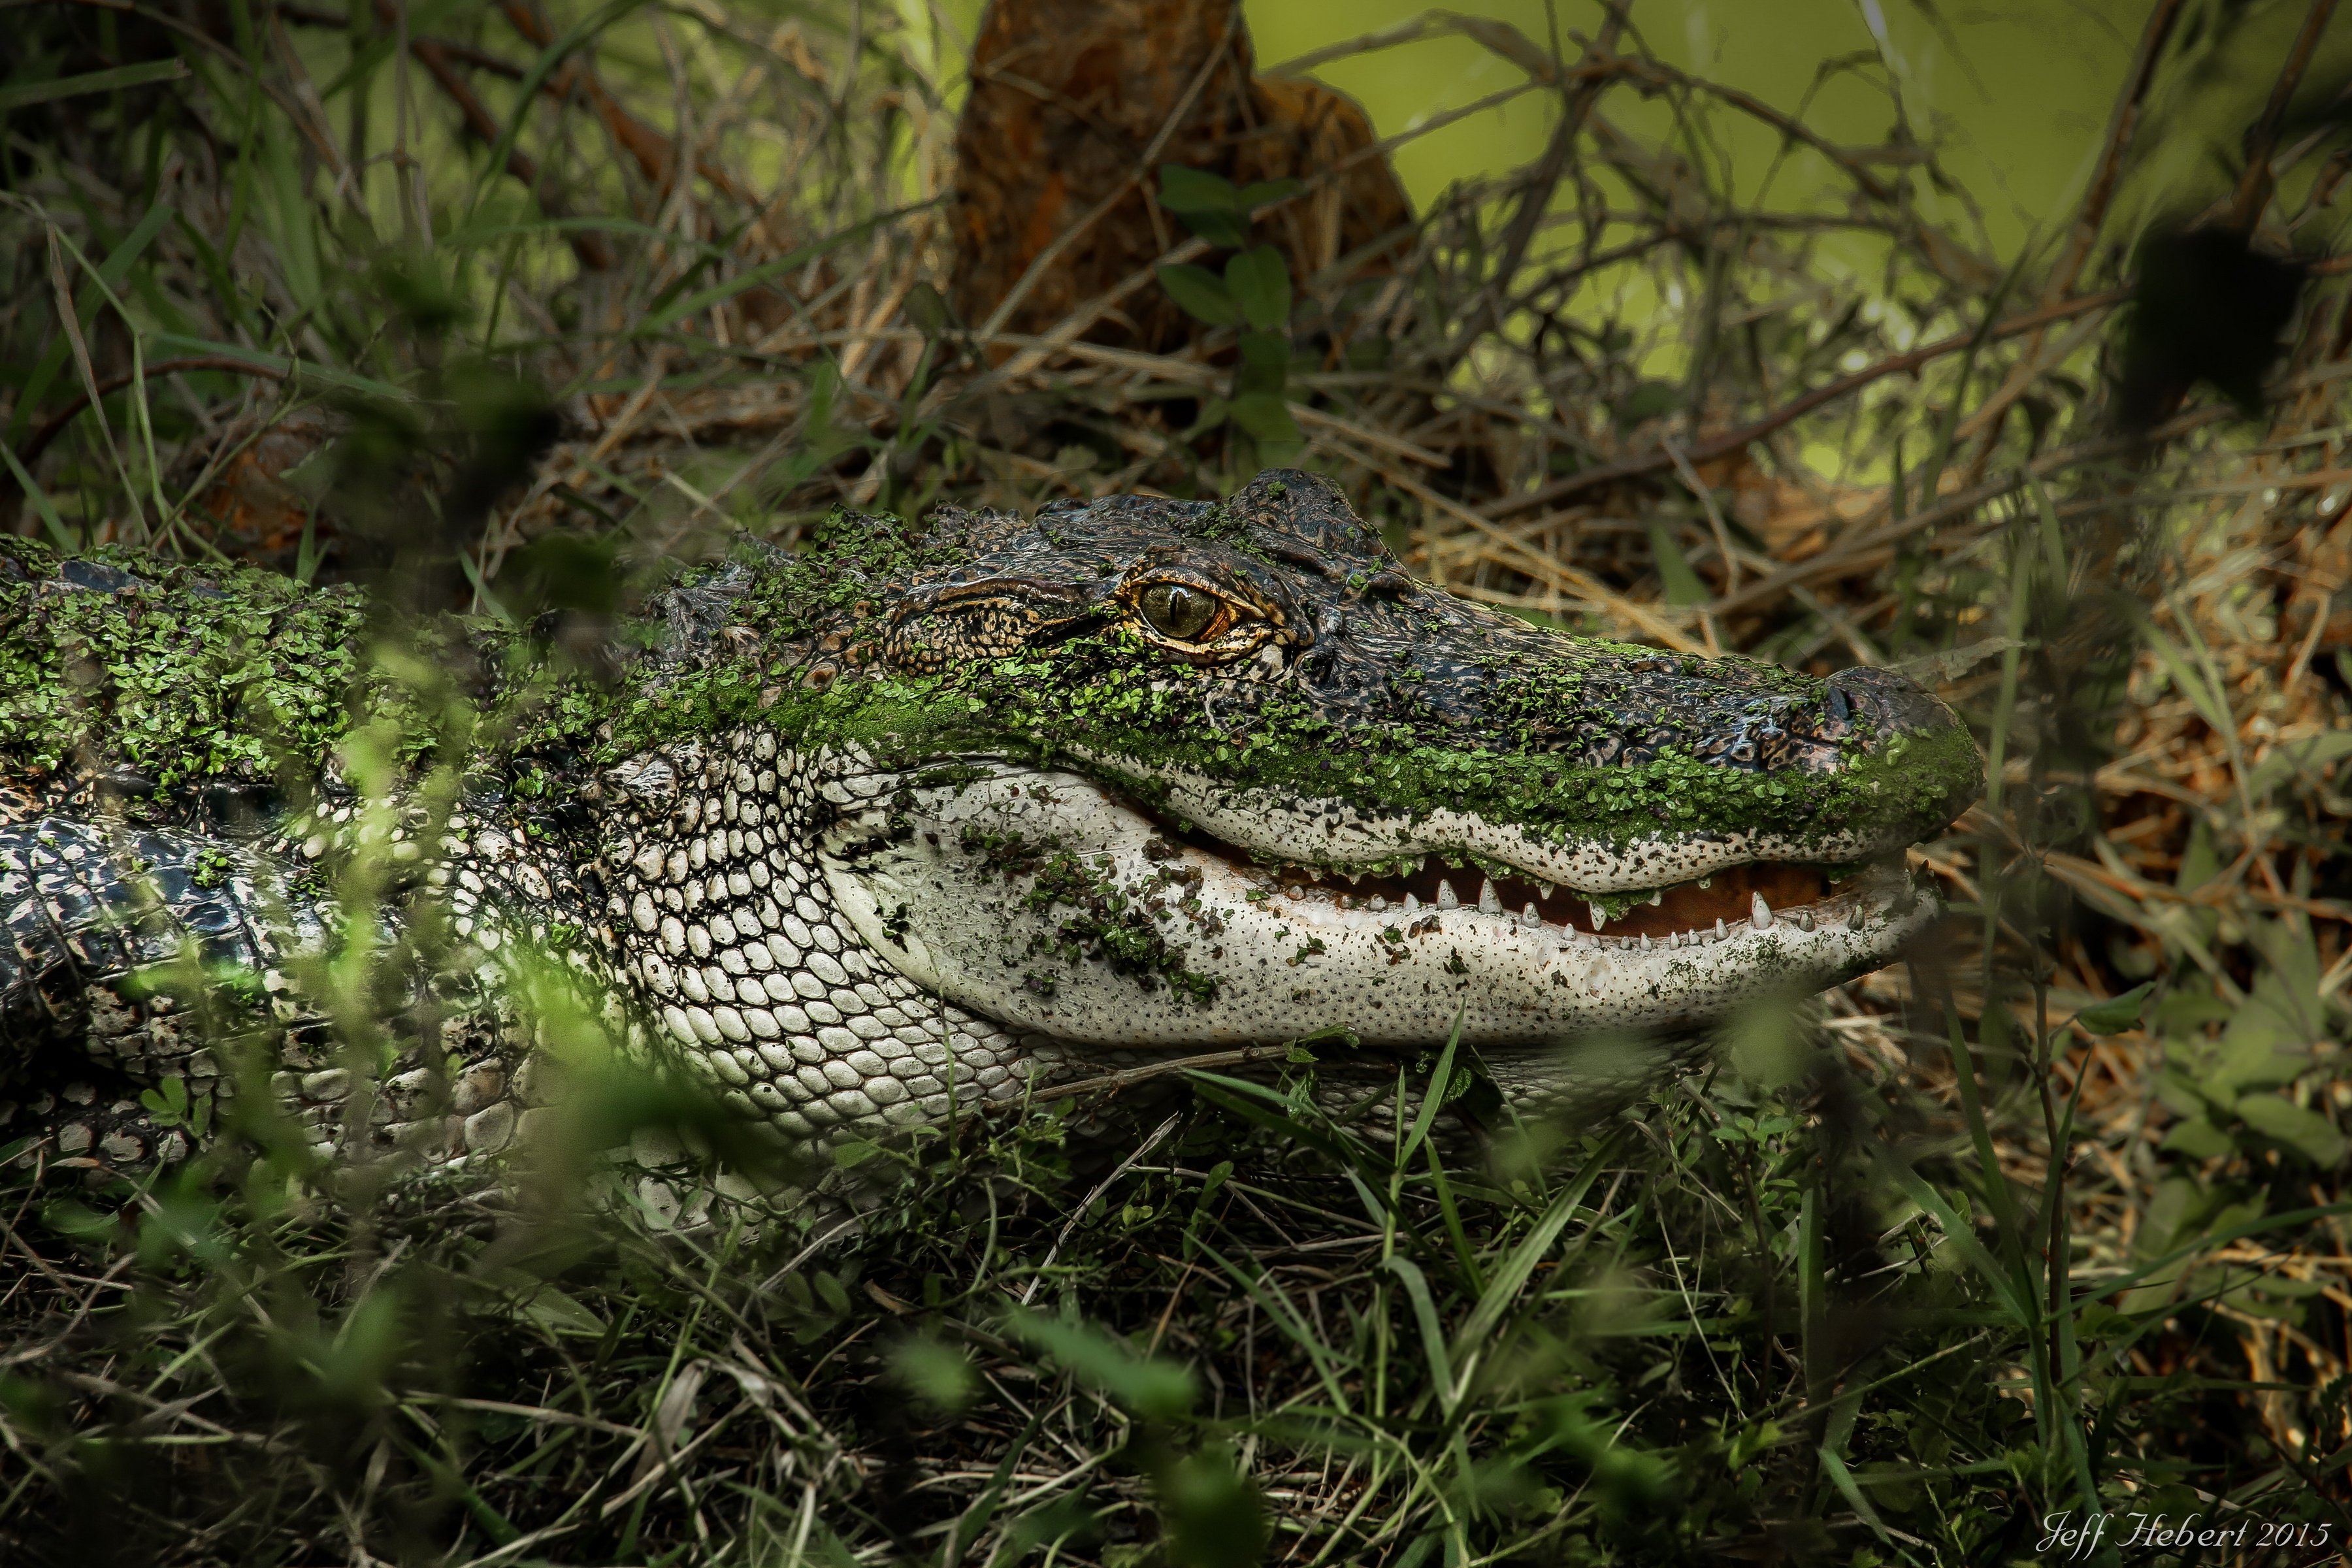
left=3, top=1, right=2351, bottom=1562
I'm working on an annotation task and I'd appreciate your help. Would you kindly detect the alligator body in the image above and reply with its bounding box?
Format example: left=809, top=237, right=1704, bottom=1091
left=0, top=472, right=1979, bottom=1170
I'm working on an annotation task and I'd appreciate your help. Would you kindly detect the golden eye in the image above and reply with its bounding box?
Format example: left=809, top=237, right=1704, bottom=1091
left=1137, top=581, right=1221, bottom=642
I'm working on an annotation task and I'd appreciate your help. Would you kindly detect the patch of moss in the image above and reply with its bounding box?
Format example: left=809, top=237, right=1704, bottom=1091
left=0, top=538, right=369, bottom=788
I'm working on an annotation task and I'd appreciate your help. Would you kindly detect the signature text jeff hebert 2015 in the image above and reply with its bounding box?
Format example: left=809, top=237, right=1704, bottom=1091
left=2038, top=1509, right=2333, bottom=1560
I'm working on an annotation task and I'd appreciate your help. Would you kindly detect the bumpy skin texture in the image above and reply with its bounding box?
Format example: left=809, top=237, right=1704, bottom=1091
left=0, top=472, right=1980, bottom=1171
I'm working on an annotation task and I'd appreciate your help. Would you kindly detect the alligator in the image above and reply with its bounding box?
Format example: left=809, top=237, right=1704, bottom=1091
left=0, top=470, right=1980, bottom=1175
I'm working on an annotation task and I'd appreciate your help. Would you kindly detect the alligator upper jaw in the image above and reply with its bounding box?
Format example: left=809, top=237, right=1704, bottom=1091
left=1080, top=753, right=1927, bottom=896
left=1082, top=751, right=1935, bottom=930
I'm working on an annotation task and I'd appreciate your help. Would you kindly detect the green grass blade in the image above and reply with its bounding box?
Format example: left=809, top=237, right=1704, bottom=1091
left=0, top=60, right=189, bottom=113
left=1380, top=1254, right=1456, bottom=1413
left=0, top=439, right=76, bottom=547
left=1445, top=1129, right=1624, bottom=1396
left=5, top=199, right=176, bottom=447
left=1398, top=1012, right=1461, bottom=1168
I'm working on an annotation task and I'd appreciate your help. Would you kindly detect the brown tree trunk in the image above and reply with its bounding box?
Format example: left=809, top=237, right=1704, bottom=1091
left=951, top=0, right=1413, bottom=353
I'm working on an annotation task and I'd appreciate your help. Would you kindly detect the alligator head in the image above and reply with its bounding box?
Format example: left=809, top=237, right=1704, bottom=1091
left=630, top=468, right=1980, bottom=1085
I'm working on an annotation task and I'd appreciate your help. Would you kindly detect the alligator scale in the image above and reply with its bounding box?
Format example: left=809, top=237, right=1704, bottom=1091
left=0, top=472, right=1979, bottom=1168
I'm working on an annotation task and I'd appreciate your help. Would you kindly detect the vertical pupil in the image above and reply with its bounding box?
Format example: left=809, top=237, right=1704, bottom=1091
left=1147, top=583, right=1214, bottom=639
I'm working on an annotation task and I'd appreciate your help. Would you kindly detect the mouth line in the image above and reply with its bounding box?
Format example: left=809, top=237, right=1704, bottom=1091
left=1131, top=800, right=1902, bottom=941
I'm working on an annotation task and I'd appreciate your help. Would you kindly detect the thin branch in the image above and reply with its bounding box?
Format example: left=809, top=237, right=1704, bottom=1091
left=1486, top=285, right=2132, bottom=520
left=16, top=356, right=289, bottom=468
left=374, top=0, right=613, bottom=270
left=2225, top=0, right=2340, bottom=233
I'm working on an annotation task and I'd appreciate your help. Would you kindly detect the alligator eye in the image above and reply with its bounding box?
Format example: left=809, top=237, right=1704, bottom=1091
left=1136, top=581, right=1223, bottom=643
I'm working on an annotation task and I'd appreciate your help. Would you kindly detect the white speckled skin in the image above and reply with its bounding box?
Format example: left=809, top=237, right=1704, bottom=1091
left=578, top=727, right=1939, bottom=1143
left=819, top=759, right=1936, bottom=1053
left=593, top=730, right=1090, bottom=1141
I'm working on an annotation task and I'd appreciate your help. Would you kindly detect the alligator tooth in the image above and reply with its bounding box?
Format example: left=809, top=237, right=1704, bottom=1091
left=1715, top=916, right=1728, bottom=939
left=1367, top=895, right=1388, bottom=912
left=1639, top=932, right=1651, bottom=950
left=1588, top=901, right=1607, bottom=930
left=1435, top=881, right=1458, bottom=910
left=1285, top=884, right=1305, bottom=901
left=1847, top=904, right=1865, bottom=931
left=1345, top=871, right=1362, bottom=885
left=1337, top=894, right=1353, bottom=909
left=1522, top=902, right=1541, bottom=927
left=1698, top=876, right=1712, bottom=889
left=1648, top=890, right=1663, bottom=907
left=1403, top=891, right=1421, bottom=912
left=1794, top=910, right=1815, bottom=932
left=1537, top=881, right=1555, bottom=900
left=1751, top=892, right=1772, bottom=929
left=1478, top=879, right=1502, bottom=915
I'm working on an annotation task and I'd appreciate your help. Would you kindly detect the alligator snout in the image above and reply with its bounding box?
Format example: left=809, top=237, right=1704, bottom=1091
left=1825, top=664, right=1965, bottom=741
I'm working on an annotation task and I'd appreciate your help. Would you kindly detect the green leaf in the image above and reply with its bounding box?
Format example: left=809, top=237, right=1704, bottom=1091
left=139, top=1076, right=189, bottom=1127
left=0, top=60, right=190, bottom=114
left=1158, top=1444, right=1269, bottom=1568
left=2158, top=1117, right=2232, bottom=1159
left=1224, top=246, right=1292, bottom=331
left=1642, top=520, right=1712, bottom=606
left=1156, top=165, right=1248, bottom=246
left=2204, top=975, right=2312, bottom=1094
left=2245, top=728, right=2352, bottom=801
left=1612, top=381, right=1682, bottom=429
left=1227, top=391, right=1301, bottom=448
left=1448, top=1134, right=1625, bottom=1377
left=2232, top=1094, right=2347, bottom=1166
left=2074, top=981, right=2155, bottom=1035
left=42, top=1200, right=116, bottom=1239
left=486, top=1270, right=608, bottom=1337
left=2142, top=625, right=2235, bottom=738
left=889, top=1335, right=979, bottom=1415
left=1157, top=264, right=1240, bottom=327
left=1234, top=178, right=1301, bottom=210
left=904, top=282, right=951, bottom=337
left=1157, top=164, right=1241, bottom=214
left=1002, top=1308, right=1197, bottom=1420
left=2174, top=814, right=2220, bottom=891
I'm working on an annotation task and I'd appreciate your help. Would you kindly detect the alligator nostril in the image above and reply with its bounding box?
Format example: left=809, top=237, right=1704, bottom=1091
left=1825, top=665, right=1958, bottom=738
left=1825, top=683, right=1850, bottom=723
